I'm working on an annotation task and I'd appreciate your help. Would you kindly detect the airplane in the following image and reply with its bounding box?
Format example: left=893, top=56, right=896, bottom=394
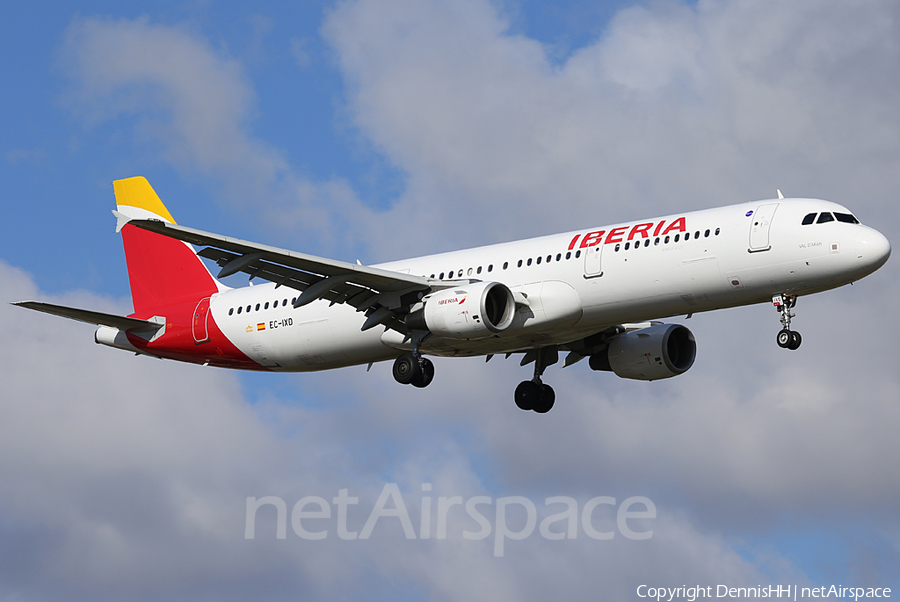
left=14, top=177, right=891, bottom=413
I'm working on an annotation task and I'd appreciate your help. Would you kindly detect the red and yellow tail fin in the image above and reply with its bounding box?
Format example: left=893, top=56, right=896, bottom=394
left=113, top=177, right=219, bottom=315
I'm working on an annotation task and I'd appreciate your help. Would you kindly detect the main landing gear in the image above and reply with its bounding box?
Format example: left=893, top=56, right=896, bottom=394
left=515, top=347, right=557, bottom=414
left=773, top=294, right=802, bottom=350
left=392, top=331, right=435, bottom=388
left=393, top=353, right=435, bottom=388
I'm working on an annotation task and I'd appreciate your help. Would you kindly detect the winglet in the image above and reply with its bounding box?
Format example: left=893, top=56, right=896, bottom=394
left=113, top=176, right=177, bottom=224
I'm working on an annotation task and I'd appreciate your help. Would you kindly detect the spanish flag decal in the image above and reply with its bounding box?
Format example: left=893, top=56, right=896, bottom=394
left=257, top=323, right=266, bottom=331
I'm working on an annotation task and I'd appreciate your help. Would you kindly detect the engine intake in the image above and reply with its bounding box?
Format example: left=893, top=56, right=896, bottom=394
left=590, top=323, right=696, bottom=381
left=407, top=281, right=516, bottom=340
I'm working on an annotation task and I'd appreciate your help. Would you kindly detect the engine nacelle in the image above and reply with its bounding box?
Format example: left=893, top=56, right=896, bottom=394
left=590, top=324, right=696, bottom=381
left=408, top=281, right=516, bottom=340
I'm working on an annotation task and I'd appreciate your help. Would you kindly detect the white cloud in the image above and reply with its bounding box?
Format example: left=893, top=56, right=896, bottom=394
left=60, top=16, right=378, bottom=256
left=63, top=17, right=271, bottom=175
left=324, top=0, right=900, bottom=254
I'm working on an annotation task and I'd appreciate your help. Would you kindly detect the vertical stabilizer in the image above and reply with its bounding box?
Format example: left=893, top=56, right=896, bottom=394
left=113, top=177, right=219, bottom=315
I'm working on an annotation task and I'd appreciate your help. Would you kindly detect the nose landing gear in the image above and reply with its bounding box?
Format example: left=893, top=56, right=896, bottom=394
left=773, top=294, right=802, bottom=350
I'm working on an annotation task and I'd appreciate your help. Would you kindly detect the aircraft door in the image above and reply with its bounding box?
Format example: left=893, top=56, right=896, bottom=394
left=583, top=244, right=604, bottom=278
left=192, top=296, right=211, bottom=344
left=749, top=203, right=779, bottom=252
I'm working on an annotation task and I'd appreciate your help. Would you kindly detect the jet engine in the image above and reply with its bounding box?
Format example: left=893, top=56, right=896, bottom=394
left=406, top=281, right=516, bottom=340
left=589, top=323, right=696, bottom=381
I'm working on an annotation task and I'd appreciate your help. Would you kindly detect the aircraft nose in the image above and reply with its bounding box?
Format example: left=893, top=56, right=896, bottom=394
left=856, top=227, right=891, bottom=274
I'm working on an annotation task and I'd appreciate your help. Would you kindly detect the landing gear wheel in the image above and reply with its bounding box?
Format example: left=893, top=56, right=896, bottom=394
left=776, top=329, right=793, bottom=349
left=411, top=358, right=435, bottom=388
left=515, top=380, right=542, bottom=411
left=514, top=381, right=555, bottom=413
left=532, top=384, right=556, bottom=414
left=392, top=353, right=421, bottom=385
left=773, top=294, right=801, bottom=350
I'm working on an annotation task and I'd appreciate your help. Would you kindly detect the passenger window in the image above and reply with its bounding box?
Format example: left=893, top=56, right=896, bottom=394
left=834, top=212, right=860, bottom=224
left=715, top=228, right=720, bottom=235
left=817, top=213, right=834, bottom=223
left=664, top=236, right=670, bottom=244
left=704, top=229, right=710, bottom=237
left=488, top=265, right=493, bottom=272
left=654, top=237, right=660, bottom=246
left=527, top=258, right=533, bottom=266
left=575, top=250, right=581, bottom=258
left=615, top=244, right=621, bottom=252
left=246, top=305, right=251, bottom=313
left=477, top=266, right=482, bottom=274
left=802, top=213, right=817, bottom=225
left=458, top=270, right=463, bottom=277
left=503, top=262, right=508, bottom=270
left=644, top=239, right=649, bottom=247
left=565, top=252, right=571, bottom=260
left=556, top=253, right=561, bottom=261
left=517, top=260, right=523, bottom=268
left=255, top=304, right=260, bottom=311
left=536, top=256, right=542, bottom=264
left=264, top=302, right=269, bottom=310
left=694, top=231, right=700, bottom=238
left=684, top=232, right=690, bottom=240
left=624, top=242, right=630, bottom=250
left=229, top=308, right=234, bottom=316
left=467, top=268, right=473, bottom=276
left=237, top=307, right=242, bottom=314
left=674, top=234, right=680, bottom=242
left=547, top=255, right=552, bottom=263
left=439, top=272, right=444, bottom=279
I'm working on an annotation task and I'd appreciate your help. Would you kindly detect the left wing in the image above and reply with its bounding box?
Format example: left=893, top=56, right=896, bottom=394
left=117, top=215, right=448, bottom=334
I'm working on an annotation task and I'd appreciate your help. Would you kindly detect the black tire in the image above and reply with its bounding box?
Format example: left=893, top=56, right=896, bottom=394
left=788, top=331, right=802, bottom=350
left=411, top=358, right=435, bottom=388
left=776, top=329, right=792, bottom=348
left=392, top=354, right=421, bottom=385
left=532, top=384, right=556, bottom=414
left=515, top=380, right=541, bottom=411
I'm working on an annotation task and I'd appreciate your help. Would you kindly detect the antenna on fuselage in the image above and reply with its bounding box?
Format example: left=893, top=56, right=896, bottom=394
left=777, top=189, right=785, bottom=199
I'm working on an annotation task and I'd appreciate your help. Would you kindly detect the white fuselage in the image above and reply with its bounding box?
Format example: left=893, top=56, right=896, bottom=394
left=208, top=198, right=890, bottom=371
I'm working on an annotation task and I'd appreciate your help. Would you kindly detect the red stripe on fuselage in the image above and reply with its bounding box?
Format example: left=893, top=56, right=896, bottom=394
left=126, top=299, right=266, bottom=370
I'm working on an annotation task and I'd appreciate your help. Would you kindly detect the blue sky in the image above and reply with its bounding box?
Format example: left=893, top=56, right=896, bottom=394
left=2, top=0, right=899, bottom=600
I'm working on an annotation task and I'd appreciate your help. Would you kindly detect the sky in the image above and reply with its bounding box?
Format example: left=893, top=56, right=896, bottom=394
left=1, top=0, right=899, bottom=600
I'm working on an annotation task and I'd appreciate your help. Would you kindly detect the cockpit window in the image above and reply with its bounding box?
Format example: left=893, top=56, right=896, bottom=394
left=801, top=213, right=816, bottom=225
left=834, top=212, right=860, bottom=224
left=816, top=212, right=835, bottom=224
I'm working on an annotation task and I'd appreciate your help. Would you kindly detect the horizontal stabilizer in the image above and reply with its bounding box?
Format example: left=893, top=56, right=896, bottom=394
left=12, top=301, right=163, bottom=333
